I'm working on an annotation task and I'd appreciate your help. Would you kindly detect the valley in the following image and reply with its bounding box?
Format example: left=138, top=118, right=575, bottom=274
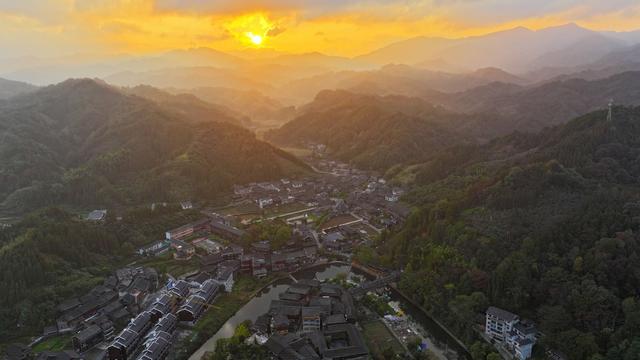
left=3, top=8, right=640, bottom=360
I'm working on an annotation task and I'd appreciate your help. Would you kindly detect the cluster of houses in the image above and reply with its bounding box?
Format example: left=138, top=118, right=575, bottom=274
left=240, top=241, right=318, bottom=278
left=249, top=280, right=368, bottom=359
left=38, top=264, right=230, bottom=360
left=194, top=231, right=318, bottom=281
left=230, top=158, right=408, bottom=223
left=106, top=278, right=220, bottom=360
left=485, top=306, right=538, bottom=360
left=136, top=216, right=246, bottom=261
left=47, top=267, right=159, bottom=354
left=141, top=212, right=324, bottom=282
left=232, top=180, right=301, bottom=209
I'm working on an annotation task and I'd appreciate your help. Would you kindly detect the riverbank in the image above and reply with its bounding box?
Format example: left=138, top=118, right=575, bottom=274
left=390, top=285, right=472, bottom=359
left=185, top=261, right=351, bottom=360
left=350, top=262, right=472, bottom=360
left=173, top=275, right=276, bottom=360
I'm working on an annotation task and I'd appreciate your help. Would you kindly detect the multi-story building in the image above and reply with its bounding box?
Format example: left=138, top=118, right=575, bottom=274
left=176, top=280, right=219, bottom=323
left=485, top=306, right=519, bottom=341
left=507, top=321, right=538, bottom=360
left=301, top=308, right=321, bottom=332
left=107, top=311, right=154, bottom=360
left=215, top=266, right=235, bottom=293
left=485, top=307, right=537, bottom=360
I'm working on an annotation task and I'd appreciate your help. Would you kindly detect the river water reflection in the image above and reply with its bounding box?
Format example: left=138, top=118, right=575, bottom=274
left=188, top=263, right=350, bottom=360
left=188, top=263, right=470, bottom=360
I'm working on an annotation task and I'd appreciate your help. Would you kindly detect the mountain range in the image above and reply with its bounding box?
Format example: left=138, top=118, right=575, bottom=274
left=0, top=79, right=308, bottom=216
left=2, top=23, right=640, bottom=90
left=357, top=23, right=640, bottom=72
left=266, top=70, right=640, bottom=173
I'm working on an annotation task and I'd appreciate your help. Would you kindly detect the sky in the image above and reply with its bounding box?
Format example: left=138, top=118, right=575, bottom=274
left=1, top=0, right=640, bottom=59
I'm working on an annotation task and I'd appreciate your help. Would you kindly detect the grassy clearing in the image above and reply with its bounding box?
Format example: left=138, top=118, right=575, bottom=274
left=361, top=319, right=405, bottom=359
left=136, top=252, right=200, bottom=278
left=32, top=335, right=72, bottom=352
left=263, top=202, right=311, bottom=217
left=217, top=203, right=260, bottom=216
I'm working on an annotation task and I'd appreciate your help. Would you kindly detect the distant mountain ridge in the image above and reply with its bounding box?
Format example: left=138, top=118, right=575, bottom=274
left=122, top=85, right=251, bottom=127
left=357, top=23, right=639, bottom=73
left=433, top=71, right=640, bottom=132
left=168, top=86, right=296, bottom=129
left=0, top=77, right=37, bottom=99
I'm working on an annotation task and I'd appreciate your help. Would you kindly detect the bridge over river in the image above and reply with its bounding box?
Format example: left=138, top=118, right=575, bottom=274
left=349, top=270, right=402, bottom=298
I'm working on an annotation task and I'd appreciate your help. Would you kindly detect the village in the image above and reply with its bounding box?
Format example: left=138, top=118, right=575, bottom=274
left=11, top=152, right=415, bottom=360
left=4, top=148, right=547, bottom=360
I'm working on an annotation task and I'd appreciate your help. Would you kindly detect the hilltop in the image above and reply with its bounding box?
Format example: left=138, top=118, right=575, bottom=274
left=265, top=90, right=489, bottom=171
left=0, top=79, right=309, bottom=216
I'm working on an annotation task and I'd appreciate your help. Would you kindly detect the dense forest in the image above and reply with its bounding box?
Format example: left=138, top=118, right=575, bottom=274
left=0, top=79, right=309, bottom=217
left=358, top=106, right=640, bottom=359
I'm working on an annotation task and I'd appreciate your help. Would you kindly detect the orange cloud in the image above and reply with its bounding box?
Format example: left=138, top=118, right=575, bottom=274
left=1, top=0, right=640, bottom=58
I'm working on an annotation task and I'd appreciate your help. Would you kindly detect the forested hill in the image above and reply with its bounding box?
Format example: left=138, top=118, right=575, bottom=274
left=122, top=85, right=253, bottom=128
left=265, top=90, right=492, bottom=171
left=0, top=79, right=309, bottom=216
left=0, top=77, right=37, bottom=99
left=367, top=106, right=640, bottom=359
left=436, top=71, right=640, bottom=134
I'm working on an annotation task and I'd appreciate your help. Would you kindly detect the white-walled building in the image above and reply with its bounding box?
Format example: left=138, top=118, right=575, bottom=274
left=215, top=266, right=235, bottom=292
left=485, top=307, right=537, bottom=360
left=486, top=306, right=519, bottom=341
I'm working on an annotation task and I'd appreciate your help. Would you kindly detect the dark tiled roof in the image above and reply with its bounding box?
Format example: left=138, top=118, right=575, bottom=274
left=211, top=221, right=245, bottom=237
left=487, top=306, right=518, bottom=322
left=514, top=321, right=537, bottom=335
left=73, top=324, right=103, bottom=343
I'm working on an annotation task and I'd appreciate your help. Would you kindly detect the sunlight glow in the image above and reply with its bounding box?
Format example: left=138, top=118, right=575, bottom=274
left=246, top=32, right=263, bottom=46
left=227, top=13, right=274, bottom=48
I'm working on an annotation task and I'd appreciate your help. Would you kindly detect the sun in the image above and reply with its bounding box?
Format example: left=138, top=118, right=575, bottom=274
left=246, top=32, right=263, bottom=46
left=226, top=13, right=275, bottom=48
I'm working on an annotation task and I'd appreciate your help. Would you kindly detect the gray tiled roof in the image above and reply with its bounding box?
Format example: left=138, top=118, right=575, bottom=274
left=487, top=306, right=518, bottom=322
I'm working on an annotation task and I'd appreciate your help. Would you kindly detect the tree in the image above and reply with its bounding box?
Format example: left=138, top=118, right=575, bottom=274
left=469, top=341, right=491, bottom=360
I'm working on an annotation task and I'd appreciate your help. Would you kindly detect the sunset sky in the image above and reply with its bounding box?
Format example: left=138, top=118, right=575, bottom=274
left=1, top=0, right=640, bottom=59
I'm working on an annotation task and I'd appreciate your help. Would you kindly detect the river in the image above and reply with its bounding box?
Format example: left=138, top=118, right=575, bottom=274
left=188, top=263, right=470, bottom=360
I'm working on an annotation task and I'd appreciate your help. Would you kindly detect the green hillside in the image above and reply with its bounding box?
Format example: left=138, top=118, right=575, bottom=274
left=0, top=79, right=309, bottom=216
left=265, top=90, right=487, bottom=171
left=365, top=106, right=640, bottom=359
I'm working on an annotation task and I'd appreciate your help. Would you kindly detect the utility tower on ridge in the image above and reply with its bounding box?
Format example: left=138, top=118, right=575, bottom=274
left=607, top=99, right=614, bottom=122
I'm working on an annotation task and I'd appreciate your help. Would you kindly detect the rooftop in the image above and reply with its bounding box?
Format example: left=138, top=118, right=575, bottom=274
left=487, top=306, right=518, bottom=322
